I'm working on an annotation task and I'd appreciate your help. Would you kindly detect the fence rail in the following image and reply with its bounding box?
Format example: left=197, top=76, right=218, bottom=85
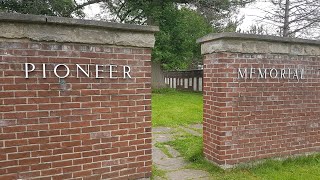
left=164, top=70, right=203, bottom=92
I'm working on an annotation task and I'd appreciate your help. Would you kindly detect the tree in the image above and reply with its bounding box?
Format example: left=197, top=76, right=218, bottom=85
left=238, top=24, right=269, bottom=35
left=99, top=1, right=215, bottom=70
left=97, top=0, right=252, bottom=70
left=99, top=0, right=253, bottom=26
left=98, top=0, right=150, bottom=24
left=189, top=0, right=253, bottom=31
left=0, top=0, right=103, bottom=17
left=153, top=6, right=213, bottom=70
left=0, top=0, right=252, bottom=69
left=253, top=0, right=320, bottom=38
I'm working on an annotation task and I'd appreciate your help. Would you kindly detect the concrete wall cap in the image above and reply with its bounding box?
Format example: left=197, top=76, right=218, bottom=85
left=0, top=12, right=159, bottom=33
left=197, top=32, right=320, bottom=46
left=0, top=13, right=158, bottom=48
left=198, top=32, right=320, bottom=55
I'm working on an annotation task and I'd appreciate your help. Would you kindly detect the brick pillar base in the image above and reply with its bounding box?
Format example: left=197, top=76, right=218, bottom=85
left=198, top=33, right=320, bottom=167
left=0, top=13, right=158, bottom=179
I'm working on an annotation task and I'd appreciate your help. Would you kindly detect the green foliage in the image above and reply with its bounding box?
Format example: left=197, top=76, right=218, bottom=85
left=1, top=0, right=243, bottom=70
left=152, top=5, right=213, bottom=70
left=152, top=90, right=203, bottom=127
left=102, top=0, right=149, bottom=24
left=103, top=1, right=215, bottom=70
left=102, top=0, right=252, bottom=70
left=105, top=1, right=214, bottom=70
left=0, top=0, right=85, bottom=17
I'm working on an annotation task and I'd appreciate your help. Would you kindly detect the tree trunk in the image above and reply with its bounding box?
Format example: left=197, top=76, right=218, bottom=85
left=283, top=0, right=290, bottom=37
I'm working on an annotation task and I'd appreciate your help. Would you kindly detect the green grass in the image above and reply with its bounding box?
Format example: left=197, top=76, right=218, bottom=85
left=155, top=142, right=173, bottom=158
left=166, top=132, right=320, bottom=180
left=165, top=131, right=223, bottom=175
left=152, top=89, right=203, bottom=127
left=152, top=90, right=320, bottom=180
left=151, top=164, right=167, bottom=179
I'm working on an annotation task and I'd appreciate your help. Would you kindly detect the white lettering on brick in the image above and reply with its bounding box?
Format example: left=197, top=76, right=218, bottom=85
left=25, top=63, right=35, bottom=78
left=238, top=68, right=304, bottom=80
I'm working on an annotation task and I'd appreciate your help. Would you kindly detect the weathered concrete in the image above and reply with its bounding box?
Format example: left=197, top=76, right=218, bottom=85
left=0, top=13, right=159, bottom=48
left=198, top=32, right=320, bottom=167
left=197, top=32, right=320, bottom=55
left=153, top=134, right=173, bottom=143
left=0, top=13, right=159, bottom=32
left=153, top=147, right=168, bottom=162
left=166, top=169, right=210, bottom=180
left=153, top=127, right=173, bottom=134
left=156, top=157, right=187, bottom=171
left=164, top=145, right=180, bottom=158
left=189, top=124, right=203, bottom=130
left=181, top=127, right=201, bottom=136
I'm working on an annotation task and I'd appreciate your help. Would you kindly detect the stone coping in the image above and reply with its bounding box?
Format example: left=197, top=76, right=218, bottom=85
left=197, top=33, right=320, bottom=55
left=0, top=13, right=158, bottom=48
left=197, top=32, right=320, bottom=46
left=0, top=13, right=159, bottom=33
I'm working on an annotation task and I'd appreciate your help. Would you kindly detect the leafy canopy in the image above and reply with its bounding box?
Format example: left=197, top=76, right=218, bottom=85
left=152, top=5, right=213, bottom=70
left=98, top=0, right=247, bottom=70
left=0, top=0, right=246, bottom=70
left=0, top=0, right=101, bottom=17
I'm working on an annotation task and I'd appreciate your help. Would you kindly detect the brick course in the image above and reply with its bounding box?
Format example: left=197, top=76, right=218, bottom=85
left=0, top=13, right=157, bottom=179
left=199, top=33, right=320, bottom=167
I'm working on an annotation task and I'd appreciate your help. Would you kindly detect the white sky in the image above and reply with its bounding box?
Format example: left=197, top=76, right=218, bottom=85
left=75, top=0, right=102, bottom=20
left=238, top=1, right=272, bottom=31
left=80, top=1, right=272, bottom=32
left=82, top=3, right=102, bottom=20
left=79, top=1, right=320, bottom=39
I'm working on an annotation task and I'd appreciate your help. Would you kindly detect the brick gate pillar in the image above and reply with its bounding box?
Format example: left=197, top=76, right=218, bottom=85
left=0, top=13, right=158, bottom=179
left=197, top=33, right=320, bottom=168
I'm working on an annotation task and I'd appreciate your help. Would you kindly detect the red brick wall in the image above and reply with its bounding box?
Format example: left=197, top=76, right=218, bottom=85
left=203, top=52, right=320, bottom=166
left=0, top=41, right=152, bottom=179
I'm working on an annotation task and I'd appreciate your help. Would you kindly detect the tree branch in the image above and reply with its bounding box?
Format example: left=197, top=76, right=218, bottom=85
left=288, top=21, right=318, bottom=36
left=67, top=0, right=104, bottom=16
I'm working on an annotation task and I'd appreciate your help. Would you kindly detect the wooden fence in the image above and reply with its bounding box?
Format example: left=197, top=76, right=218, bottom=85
left=152, top=61, right=166, bottom=89
left=164, top=70, right=203, bottom=92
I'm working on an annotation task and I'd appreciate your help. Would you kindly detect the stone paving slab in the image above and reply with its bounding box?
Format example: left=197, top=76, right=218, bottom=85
left=155, top=157, right=187, bottom=171
left=153, top=147, right=167, bottom=162
left=166, top=169, right=210, bottom=180
left=153, top=134, right=173, bottom=143
left=153, top=176, right=163, bottom=180
left=189, top=124, right=203, bottom=130
left=165, top=145, right=180, bottom=158
left=181, top=127, right=201, bottom=136
left=152, top=124, right=210, bottom=180
left=153, top=127, right=173, bottom=134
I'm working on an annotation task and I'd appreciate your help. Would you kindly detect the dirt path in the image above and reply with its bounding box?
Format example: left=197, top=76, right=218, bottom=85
left=152, top=124, right=210, bottom=180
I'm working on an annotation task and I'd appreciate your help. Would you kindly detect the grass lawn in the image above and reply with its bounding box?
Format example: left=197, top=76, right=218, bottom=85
left=152, top=89, right=320, bottom=180
left=167, top=132, right=320, bottom=180
left=152, top=89, right=203, bottom=127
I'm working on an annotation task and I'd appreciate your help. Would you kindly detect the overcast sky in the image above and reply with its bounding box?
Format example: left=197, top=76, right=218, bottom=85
left=79, top=1, right=270, bottom=32
left=238, top=1, right=272, bottom=31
